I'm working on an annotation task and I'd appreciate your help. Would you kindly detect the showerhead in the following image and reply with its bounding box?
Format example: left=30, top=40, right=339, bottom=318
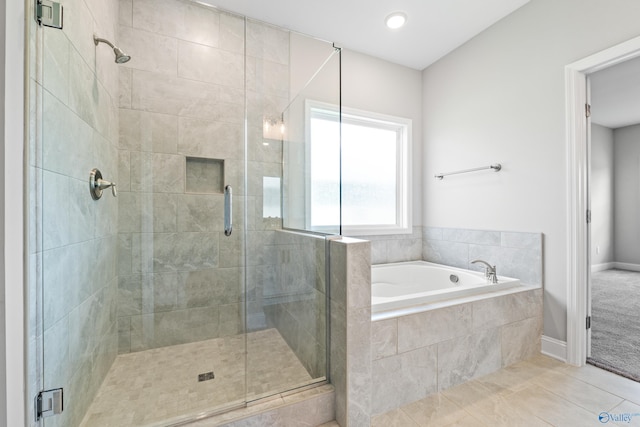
left=93, top=35, right=131, bottom=64
left=113, top=47, right=131, bottom=64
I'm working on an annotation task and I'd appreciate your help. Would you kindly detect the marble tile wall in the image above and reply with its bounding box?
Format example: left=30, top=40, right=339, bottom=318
left=28, top=0, right=121, bottom=425
left=117, top=0, right=289, bottom=353
left=337, top=227, right=543, bottom=420
left=370, top=288, right=543, bottom=415
left=356, top=226, right=542, bottom=288
left=423, top=227, right=543, bottom=286
left=356, top=226, right=423, bottom=265
left=329, top=237, right=372, bottom=427
left=263, top=230, right=328, bottom=379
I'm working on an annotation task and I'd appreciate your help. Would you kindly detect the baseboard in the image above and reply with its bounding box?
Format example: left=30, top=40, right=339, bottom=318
left=591, top=262, right=614, bottom=273
left=613, top=262, right=640, bottom=272
left=590, top=262, right=640, bottom=273
left=541, top=335, right=567, bottom=363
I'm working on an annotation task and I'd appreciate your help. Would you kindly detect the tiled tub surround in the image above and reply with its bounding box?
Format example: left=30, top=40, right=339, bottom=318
left=335, top=228, right=543, bottom=425
left=359, top=227, right=543, bottom=288
left=117, top=0, right=290, bottom=353
left=423, top=227, right=543, bottom=286
left=371, top=287, right=543, bottom=416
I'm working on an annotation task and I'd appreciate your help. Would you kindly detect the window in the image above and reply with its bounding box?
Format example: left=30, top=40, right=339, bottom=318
left=307, top=101, right=411, bottom=235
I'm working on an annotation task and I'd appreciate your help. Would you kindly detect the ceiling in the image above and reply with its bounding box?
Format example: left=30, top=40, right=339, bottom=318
left=203, top=0, right=530, bottom=70
left=590, top=56, right=640, bottom=129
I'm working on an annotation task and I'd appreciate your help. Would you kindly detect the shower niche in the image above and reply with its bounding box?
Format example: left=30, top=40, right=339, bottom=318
left=185, top=157, right=225, bottom=194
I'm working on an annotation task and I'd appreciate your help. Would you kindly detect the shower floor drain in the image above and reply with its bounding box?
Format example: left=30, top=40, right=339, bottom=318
left=198, top=371, right=215, bottom=382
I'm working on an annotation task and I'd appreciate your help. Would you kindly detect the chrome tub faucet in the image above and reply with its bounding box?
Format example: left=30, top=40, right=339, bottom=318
left=471, top=259, right=498, bottom=284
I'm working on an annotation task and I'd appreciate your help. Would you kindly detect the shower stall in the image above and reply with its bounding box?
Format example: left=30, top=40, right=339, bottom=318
left=28, top=0, right=341, bottom=425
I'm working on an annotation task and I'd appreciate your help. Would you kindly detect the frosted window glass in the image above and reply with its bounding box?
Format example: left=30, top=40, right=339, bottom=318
left=310, top=117, right=340, bottom=227
left=341, top=123, right=396, bottom=225
left=310, top=109, right=405, bottom=229
left=263, top=176, right=281, bottom=218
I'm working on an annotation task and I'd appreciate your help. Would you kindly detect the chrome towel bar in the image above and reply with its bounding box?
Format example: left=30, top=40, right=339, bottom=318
left=435, top=163, right=501, bottom=180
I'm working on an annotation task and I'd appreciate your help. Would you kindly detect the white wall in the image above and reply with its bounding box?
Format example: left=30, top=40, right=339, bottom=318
left=3, top=0, right=25, bottom=425
left=614, top=124, right=640, bottom=265
left=590, top=124, right=614, bottom=266
left=289, top=33, right=336, bottom=101
left=422, top=0, right=640, bottom=341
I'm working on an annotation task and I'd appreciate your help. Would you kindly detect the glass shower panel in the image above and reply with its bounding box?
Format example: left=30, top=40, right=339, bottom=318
left=37, top=2, right=248, bottom=426
left=244, top=28, right=341, bottom=401
left=282, top=46, right=342, bottom=236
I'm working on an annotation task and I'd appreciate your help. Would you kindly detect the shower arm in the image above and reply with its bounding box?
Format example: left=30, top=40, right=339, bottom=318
left=93, top=35, right=115, bottom=49
left=93, top=34, right=131, bottom=64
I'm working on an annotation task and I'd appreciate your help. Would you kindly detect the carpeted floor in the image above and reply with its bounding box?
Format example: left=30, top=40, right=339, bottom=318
left=588, top=269, right=640, bottom=382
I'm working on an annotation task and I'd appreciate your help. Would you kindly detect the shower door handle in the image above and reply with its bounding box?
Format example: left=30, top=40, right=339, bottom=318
left=224, top=185, right=232, bottom=236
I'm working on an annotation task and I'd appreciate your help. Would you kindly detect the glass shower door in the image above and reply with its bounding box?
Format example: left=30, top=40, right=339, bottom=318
left=36, top=2, right=248, bottom=426
left=34, top=3, right=340, bottom=426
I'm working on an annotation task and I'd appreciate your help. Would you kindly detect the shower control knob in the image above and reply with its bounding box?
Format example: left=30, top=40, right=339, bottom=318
left=89, top=168, right=117, bottom=200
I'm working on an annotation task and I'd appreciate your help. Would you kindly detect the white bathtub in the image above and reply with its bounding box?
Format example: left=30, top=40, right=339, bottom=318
left=372, top=261, right=521, bottom=313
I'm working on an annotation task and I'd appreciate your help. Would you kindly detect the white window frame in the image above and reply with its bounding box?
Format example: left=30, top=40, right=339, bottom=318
left=305, top=100, right=412, bottom=236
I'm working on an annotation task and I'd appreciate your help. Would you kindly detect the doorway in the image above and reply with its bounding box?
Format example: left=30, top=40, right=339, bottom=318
left=586, top=59, right=640, bottom=381
left=566, top=35, right=640, bottom=373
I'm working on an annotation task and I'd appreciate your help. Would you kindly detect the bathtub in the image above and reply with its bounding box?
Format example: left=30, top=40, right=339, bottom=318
left=372, top=260, right=521, bottom=314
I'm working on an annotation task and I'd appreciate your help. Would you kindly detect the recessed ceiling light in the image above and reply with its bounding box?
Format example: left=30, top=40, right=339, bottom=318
left=385, top=12, right=407, bottom=29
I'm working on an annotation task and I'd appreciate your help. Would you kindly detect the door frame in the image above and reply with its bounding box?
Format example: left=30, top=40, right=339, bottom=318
left=565, top=35, right=640, bottom=366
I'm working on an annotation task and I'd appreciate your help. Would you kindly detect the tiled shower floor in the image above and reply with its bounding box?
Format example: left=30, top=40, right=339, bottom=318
left=80, top=329, right=313, bottom=427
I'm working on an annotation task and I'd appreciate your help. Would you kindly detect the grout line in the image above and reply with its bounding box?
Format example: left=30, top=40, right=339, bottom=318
left=534, top=370, right=624, bottom=415
left=562, top=367, right=640, bottom=406
left=440, top=393, right=488, bottom=426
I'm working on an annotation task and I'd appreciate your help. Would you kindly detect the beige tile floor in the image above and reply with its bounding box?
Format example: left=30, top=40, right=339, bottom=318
left=371, top=354, right=640, bottom=427
left=80, top=328, right=313, bottom=427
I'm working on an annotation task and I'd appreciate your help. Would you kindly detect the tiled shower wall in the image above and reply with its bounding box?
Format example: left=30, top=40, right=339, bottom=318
left=264, top=230, right=329, bottom=378
left=116, top=0, right=290, bottom=352
left=28, top=0, right=121, bottom=425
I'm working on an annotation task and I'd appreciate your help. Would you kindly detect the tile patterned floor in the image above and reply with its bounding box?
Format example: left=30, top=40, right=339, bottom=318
left=81, top=347, right=640, bottom=427
left=80, top=329, right=313, bottom=427
left=372, top=354, right=640, bottom=427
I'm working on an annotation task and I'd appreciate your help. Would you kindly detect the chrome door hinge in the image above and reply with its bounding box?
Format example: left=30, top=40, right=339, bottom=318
left=586, top=316, right=591, bottom=330
left=586, top=210, right=591, bottom=224
left=36, top=388, right=63, bottom=420
left=585, top=103, right=591, bottom=118
left=35, top=0, right=63, bottom=29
